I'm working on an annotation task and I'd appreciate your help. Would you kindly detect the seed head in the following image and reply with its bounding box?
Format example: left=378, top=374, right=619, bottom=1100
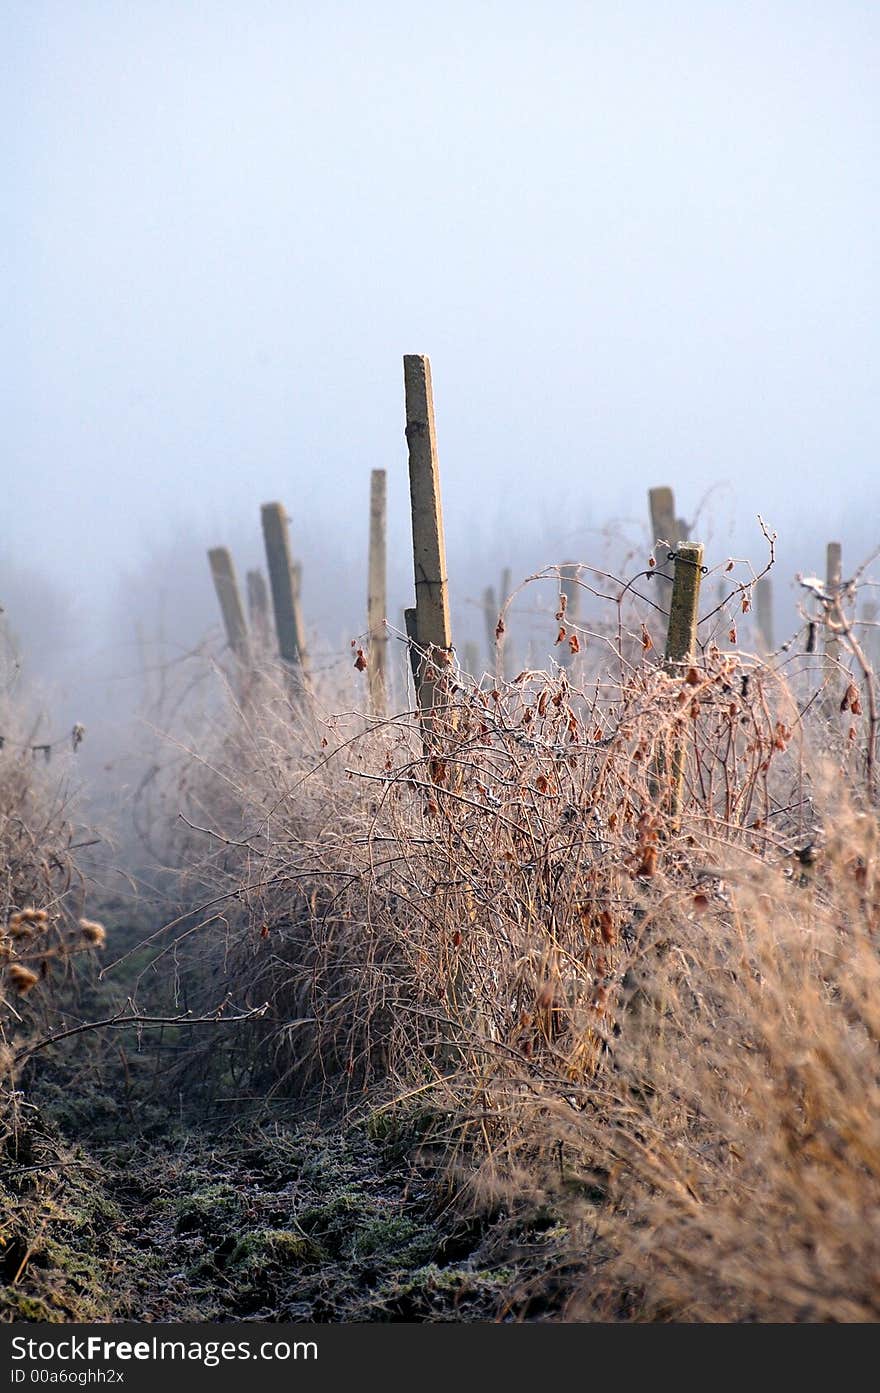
left=8, top=964, right=39, bottom=995
left=79, top=918, right=107, bottom=947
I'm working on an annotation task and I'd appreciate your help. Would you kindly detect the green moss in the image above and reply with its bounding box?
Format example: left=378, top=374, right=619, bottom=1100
left=298, top=1188, right=374, bottom=1255
left=229, top=1227, right=322, bottom=1272
left=352, top=1214, right=436, bottom=1266
left=3, top=1088, right=515, bottom=1322
left=0, top=1290, right=60, bottom=1322
left=371, top=1262, right=516, bottom=1320
left=171, top=1181, right=240, bottom=1231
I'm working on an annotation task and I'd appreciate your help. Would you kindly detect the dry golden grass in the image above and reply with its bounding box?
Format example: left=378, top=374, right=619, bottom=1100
left=558, top=796, right=880, bottom=1321
left=0, top=700, right=105, bottom=1136
left=158, top=562, right=880, bottom=1321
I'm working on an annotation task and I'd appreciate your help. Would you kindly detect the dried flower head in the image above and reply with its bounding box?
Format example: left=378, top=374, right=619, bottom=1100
left=78, top=918, right=106, bottom=947
left=8, top=908, right=48, bottom=938
left=7, top=964, right=39, bottom=996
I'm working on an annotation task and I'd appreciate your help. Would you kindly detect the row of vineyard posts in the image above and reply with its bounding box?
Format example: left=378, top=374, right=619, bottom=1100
left=207, top=354, right=872, bottom=758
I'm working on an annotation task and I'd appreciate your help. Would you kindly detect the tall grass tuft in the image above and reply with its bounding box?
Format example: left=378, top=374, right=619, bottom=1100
left=164, top=556, right=880, bottom=1320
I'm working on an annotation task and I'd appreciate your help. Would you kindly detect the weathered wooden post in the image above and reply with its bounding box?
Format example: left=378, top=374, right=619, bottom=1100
left=483, top=570, right=513, bottom=676
left=367, top=469, right=388, bottom=715
left=649, top=487, right=683, bottom=593
left=396, top=606, right=411, bottom=705
left=756, top=575, right=774, bottom=652
left=403, top=606, right=421, bottom=698
left=207, top=548, right=249, bottom=660
left=246, top=569, right=271, bottom=648
left=825, top=542, right=842, bottom=672
left=260, top=503, right=308, bottom=672
left=403, top=355, right=452, bottom=734
left=665, top=544, right=704, bottom=672
left=655, top=542, right=705, bottom=824
left=649, top=487, right=679, bottom=553
left=559, top=562, right=581, bottom=668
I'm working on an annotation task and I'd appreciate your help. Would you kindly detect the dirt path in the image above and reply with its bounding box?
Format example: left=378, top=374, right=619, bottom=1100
left=4, top=1067, right=530, bottom=1323
left=2, top=897, right=540, bottom=1324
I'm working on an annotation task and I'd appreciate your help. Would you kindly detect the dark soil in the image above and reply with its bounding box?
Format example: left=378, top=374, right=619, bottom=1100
left=1, top=903, right=566, bottom=1324
left=1, top=1109, right=524, bottom=1322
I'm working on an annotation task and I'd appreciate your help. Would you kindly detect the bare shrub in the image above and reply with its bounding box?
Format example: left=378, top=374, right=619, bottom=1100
left=0, top=713, right=104, bottom=1139
left=164, top=549, right=880, bottom=1319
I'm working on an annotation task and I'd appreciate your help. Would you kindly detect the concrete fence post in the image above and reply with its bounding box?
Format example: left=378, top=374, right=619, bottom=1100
left=654, top=541, right=705, bottom=824
left=756, top=575, right=774, bottom=652
left=367, top=468, right=388, bottom=715
left=403, top=355, right=452, bottom=734
left=208, top=547, right=249, bottom=660
left=825, top=541, right=842, bottom=669
left=246, top=569, right=271, bottom=648
left=559, top=562, right=581, bottom=669
left=260, top=503, right=308, bottom=673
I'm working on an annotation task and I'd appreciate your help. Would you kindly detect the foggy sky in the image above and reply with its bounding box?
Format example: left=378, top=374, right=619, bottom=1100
left=4, top=1, right=879, bottom=680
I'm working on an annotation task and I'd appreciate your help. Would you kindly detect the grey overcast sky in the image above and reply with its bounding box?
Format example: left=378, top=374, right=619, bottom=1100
left=3, top=1, right=879, bottom=641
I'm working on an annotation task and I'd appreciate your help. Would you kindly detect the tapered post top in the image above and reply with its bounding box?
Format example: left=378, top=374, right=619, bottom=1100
left=403, top=355, right=451, bottom=653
